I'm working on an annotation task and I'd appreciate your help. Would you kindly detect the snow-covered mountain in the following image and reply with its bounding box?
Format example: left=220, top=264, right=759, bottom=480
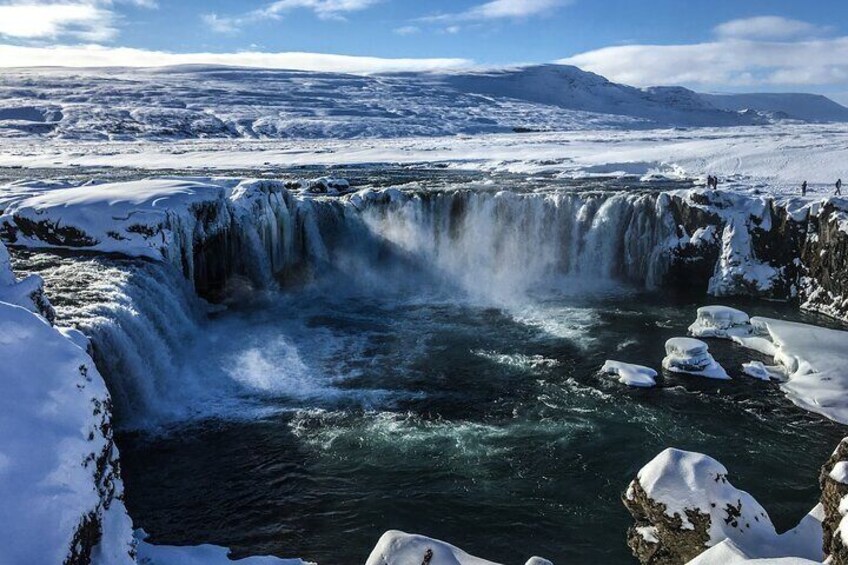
left=0, top=64, right=846, bottom=140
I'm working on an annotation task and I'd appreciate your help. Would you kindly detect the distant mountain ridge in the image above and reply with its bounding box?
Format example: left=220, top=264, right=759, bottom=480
left=0, top=64, right=845, bottom=140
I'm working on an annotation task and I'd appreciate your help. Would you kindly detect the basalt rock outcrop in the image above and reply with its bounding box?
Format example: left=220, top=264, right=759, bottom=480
left=821, top=438, right=848, bottom=564
left=626, top=438, right=848, bottom=564
left=623, top=448, right=776, bottom=565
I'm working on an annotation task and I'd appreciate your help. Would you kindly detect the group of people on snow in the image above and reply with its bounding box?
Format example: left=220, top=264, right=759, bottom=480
left=799, top=178, right=841, bottom=196
left=706, top=175, right=719, bottom=189
left=706, top=175, right=842, bottom=196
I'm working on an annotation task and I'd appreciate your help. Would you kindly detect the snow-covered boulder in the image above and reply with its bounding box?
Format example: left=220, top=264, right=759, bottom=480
left=601, top=360, right=657, bottom=388
left=0, top=300, right=134, bottom=564
left=688, top=305, right=751, bottom=339
left=624, top=449, right=778, bottom=564
left=365, top=531, right=551, bottom=565
left=662, top=338, right=729, bottom=380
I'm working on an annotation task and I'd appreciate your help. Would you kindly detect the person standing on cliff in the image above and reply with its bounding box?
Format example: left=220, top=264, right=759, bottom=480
left=801, top=181, right=807, bottom=196
left=837, top=179, right=843, bottom=195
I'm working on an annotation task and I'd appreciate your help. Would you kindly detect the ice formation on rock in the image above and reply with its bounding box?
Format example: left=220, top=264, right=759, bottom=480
left=601, top=360, right=658, bottom=388
left=662, top=338, right=730, bottom=380
left=688, top=305, right=752, bottom=339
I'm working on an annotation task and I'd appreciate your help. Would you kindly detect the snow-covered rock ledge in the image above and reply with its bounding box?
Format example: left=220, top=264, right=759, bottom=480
left=0, top=178, right=324, bottom=297
left=664, top=190, right=848, bottom=321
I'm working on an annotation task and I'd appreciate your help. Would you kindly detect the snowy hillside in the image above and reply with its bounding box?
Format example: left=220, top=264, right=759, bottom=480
left=700, top=93, right=848, bottom=123
left=4, top=64, right=842, bottom=141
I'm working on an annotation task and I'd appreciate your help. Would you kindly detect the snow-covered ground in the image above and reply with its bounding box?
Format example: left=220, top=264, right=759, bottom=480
left=2, top=125, right=847, bottom=195
left=0, top=64, right=823, bottom=142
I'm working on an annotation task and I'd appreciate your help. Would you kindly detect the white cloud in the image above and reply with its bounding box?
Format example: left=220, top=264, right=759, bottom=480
left=421, top=0, right=568, bottom=23
left=204, top=0, right=382, bottom=34
left=561, top=16, right=848, bottom=90
left=0, top=0, right=156, bottom=42
left=201, top=13, right=241, bottom=35
left=393, top=25, right=420, bottom=36
left=0, top=43, right=473, bottom=73
left=715, top=16, right=828, bottom=41
left=259, top=0, right=382, bottom=20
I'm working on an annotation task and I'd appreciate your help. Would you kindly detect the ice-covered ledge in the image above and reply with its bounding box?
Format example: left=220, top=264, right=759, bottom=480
left=0, top=177, right=334, bottom=296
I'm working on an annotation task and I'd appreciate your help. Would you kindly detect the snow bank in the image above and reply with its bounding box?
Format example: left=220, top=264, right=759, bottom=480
left=0, top=299, right=134, bottom=563
left=365, top=531, right=550, bottom=565
left=688, top=307, right=848, bottom=424
left=662, top=338, right=729, bottom=380
left=688, top=505, right=824, bottom=564
left=0, top=177, right=233, bottom=260
left=750, top=317, right=848, bottom=424
left=601, top=360, right=657, bottom=388
left=135, top=531, right=310, bottom=565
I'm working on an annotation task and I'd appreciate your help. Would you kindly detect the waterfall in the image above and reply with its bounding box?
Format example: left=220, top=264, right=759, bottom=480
left=11, top=186, right=682, bottom=428
left=334, top=189, right=677, bottom=302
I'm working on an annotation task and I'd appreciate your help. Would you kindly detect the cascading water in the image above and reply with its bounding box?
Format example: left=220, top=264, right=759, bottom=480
left=320, top=189, right=678, bottom=303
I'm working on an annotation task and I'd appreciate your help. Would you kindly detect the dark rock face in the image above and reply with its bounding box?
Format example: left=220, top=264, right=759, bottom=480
left=662, top=191, right=848, bottom=321
left=821, top=438, right=848, bottom=563
left=801, top=203, right=848, bottom=320
left=623, top=479, right=712, bottom=565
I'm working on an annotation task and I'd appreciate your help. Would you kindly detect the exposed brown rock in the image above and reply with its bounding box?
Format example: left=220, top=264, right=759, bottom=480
left=623, top=477, right=712, bottom=564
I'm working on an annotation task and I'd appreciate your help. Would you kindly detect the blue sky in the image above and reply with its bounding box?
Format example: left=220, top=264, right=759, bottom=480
left=1, top=0, right=847, bottom=102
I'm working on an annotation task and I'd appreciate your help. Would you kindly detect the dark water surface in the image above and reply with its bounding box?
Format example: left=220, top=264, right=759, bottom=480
left=118, top=287, right=847, bottom=564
